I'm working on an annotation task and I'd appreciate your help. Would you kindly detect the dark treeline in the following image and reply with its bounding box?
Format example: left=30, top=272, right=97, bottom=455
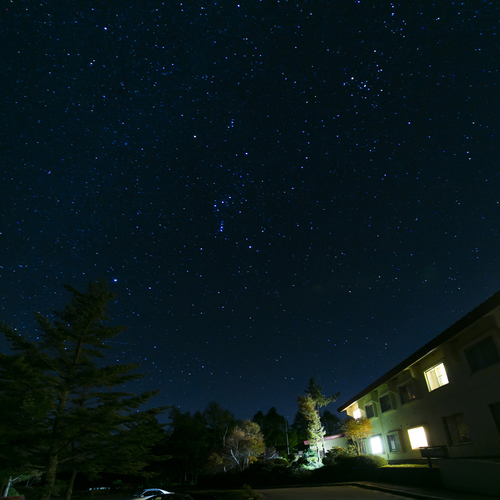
left=0, top=281, right=346, bottom=499
left=150, top=401, right=343, bottom=485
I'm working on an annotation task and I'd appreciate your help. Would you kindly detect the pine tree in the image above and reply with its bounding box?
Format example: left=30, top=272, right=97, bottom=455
left=301, top=378, right=340, bottom=457
left=0, top=280, right=166, bottom=500
left=297, top=394, right=324, bottom=464
left=305, top=378, right=340, bottom=413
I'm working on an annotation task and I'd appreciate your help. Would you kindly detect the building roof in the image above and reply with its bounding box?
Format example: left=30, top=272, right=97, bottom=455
left=337, top=291, right=500, bottom=412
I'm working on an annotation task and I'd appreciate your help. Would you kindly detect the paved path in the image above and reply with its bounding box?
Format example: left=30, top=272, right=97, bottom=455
left=256, top=485, right=411, bottom=499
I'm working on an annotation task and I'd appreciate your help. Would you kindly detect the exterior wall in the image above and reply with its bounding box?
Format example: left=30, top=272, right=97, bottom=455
left=323, top=434, right=348, bottom=452
left=303, top=434, right=348, bottom=456
left=342, top=307, right=500, bottom=462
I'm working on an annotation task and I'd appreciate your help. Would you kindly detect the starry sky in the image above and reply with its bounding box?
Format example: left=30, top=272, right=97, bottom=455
left=2, top=1, right=499, bottom=423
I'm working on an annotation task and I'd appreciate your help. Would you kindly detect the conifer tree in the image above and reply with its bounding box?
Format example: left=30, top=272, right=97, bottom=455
left=0, top=280, right=166, bottom=500
left=305, top=377, right=340, bottom=413
left=297, top=394, right=324, bottom=463
left=300, top=378, right=340, bottom=458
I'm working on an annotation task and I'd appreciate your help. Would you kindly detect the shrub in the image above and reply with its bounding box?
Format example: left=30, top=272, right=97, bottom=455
left=330, top=454, right=387, bottom=481
left=365, top=454, right=388, bottom=468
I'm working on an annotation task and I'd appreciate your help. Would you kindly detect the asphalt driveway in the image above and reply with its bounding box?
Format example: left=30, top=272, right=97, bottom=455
left=256, top=485, right=411, bottom=499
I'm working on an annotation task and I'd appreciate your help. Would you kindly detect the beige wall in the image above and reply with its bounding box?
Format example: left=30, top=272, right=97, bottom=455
left=342, top=307, right=500, bottom=462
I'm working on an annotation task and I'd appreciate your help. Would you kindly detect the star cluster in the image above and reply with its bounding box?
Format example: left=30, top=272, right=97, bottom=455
left=2, top=1, right=499, bottom=420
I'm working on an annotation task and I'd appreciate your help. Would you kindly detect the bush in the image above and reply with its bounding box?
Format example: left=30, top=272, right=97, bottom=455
left=335, top=454, right=387, bottom=480
left=323, top=446, right=357, bottom=466
left=309, top=454, right=388, bottom=483
left=365, top=454, right=388, bottom=468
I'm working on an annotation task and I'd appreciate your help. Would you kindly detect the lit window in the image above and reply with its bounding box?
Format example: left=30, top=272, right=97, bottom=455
left=387, top=433, right=402, bottom=452
left=465, top=336, right=500, bottom=373
left=353, top=408, right=362, bottom=419
left=370, top=435, right=383, bottom=454
left=408, top=426, right=428, bottom=449
left=424, top=362, right=449, bottom=392
left=443, top=413, right=471, bottom=445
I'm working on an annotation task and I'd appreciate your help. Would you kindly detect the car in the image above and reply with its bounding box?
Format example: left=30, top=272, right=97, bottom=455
left=127, top=489, right=173, bottom=500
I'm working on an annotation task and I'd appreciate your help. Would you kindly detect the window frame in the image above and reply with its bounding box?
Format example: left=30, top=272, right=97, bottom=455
left=407, top=426, right=428, bottom=450
left=424, top=361, right=449, bottom=392
left=464, top=335, right=500, bottom=374
left=443, top=412, right=471, bottom=445
left=365, top=402, right=375, bottom=419
left=489, top=401, right=500, bottom=434
left=398, top=380, right=417, bottom=404
left=369, top=434, right=384, bottom=454
left=386, top=431, right=402, bottom=453
left=379, top=392, right=394, bottom=413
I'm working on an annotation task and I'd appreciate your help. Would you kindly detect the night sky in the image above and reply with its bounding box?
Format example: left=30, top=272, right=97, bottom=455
left=2, top=1, right=499, bottom=423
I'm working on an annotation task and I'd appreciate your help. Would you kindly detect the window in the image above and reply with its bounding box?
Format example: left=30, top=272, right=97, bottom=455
left=465, top=336, right=500, bottom=373
left=424, top=362, right=449, bottom=391
left=408, top=426, right=428, bottom=449
left=365, top=403, right=375, bottom=419
left=370, top=435, right=383, bottom=454
left=490, top=401, right=500, bottom=434
left=380, top=393, right=393, bottom=413
left=443, top=413, right=471, bottom=445
left=387, top=433, right=402, bottom=452
left=360, top=439, right=368, bottom=455
left=399, top=381, right=417, bottom=404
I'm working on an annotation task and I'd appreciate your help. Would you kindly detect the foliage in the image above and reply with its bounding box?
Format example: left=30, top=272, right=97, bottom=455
left=320, top=410, right=343, bottom=435
left=341, top=416, right=374, bottom=455
left=299, top=448, right=322, bottom=470
left=161, top=408, right=210, bottom=484
left=239, top=483, right=263, bottom=499
left=297, top=394, right=324, bottom=462
left=297, top=378, right=340, bottom=460
left=203, top=401, right=237, bottom=449
left=305, top=378, right=340, bottom=412
left=208, top=421, right=265, bottom=472
left=0, top=280, right=166, bottom=500
left=310, top=454, right=387, bottom=483
left=365, top=454, right=388, bottom=467
left=252, top=407, right=289, bottom=453
left=290, top=411, right=308, bottom=448
left=322, top=445, right=356, bottom=465
left=335, top=454, right=387, bottom=474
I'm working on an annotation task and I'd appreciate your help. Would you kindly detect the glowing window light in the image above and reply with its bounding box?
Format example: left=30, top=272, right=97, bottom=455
left=424, top=362, right=449, bottom=391
left=370, top=435, right=383, bottom=454
left=353, top=408, right=362, bottom=419
left=408, top=426, right=428, bottom=450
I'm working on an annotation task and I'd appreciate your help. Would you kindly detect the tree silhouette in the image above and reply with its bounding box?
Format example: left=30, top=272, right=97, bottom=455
left=0, top=280, right=165, bottom=500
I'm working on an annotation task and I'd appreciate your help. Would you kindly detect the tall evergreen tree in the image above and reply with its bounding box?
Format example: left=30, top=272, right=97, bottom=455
left=203, top=400, right=236, bottom=449
left=0, top=280, right=166, bottom=500
left=291, top=410, right=309, bottom=445
left=297, top=394, right=324, bottom=462
left=305, top=378, right=340, bottom=413
left=321, top=410, right=343, bottom=436
left=260, top=407, right=288, bottom=452
left=164, top=408, right=210, bottom=484
left=303, top=378, right=340, bottom=455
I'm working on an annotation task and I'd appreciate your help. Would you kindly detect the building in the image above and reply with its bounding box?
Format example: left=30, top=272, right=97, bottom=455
left=337, top=292, right=500, bottom=463
left=303, top=434, right=348, bottom=457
